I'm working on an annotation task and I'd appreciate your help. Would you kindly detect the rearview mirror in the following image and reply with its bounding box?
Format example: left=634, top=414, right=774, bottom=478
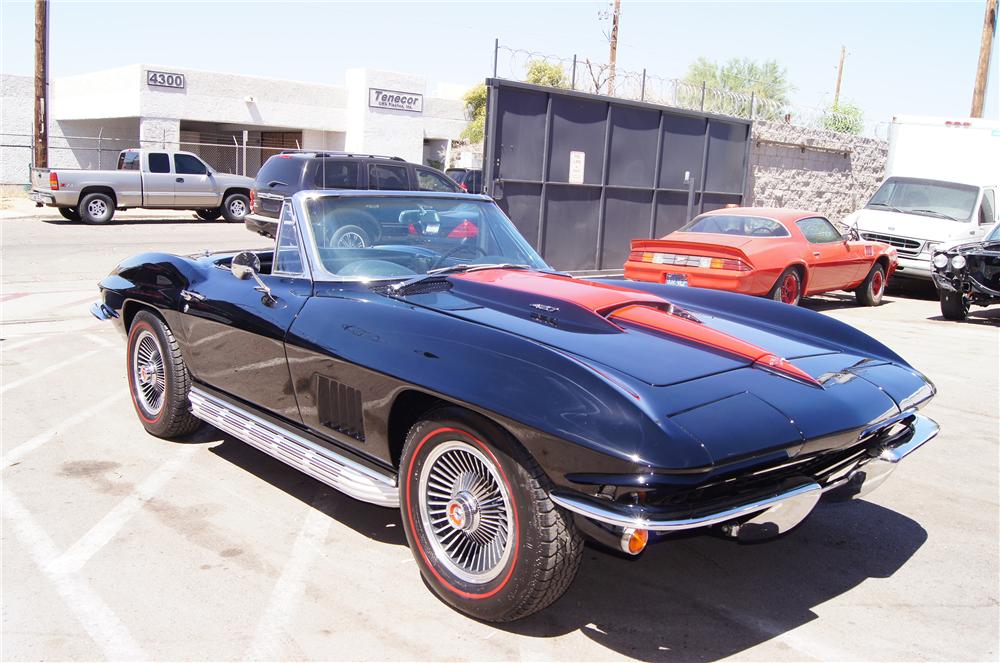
left=399, top=209, right=442, bottom=227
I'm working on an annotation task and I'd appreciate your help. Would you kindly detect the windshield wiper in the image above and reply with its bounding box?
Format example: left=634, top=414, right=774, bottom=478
left=909, top=209, right=958, bottom=221
left=866, top=202, right=904, bottom=213
left=387, top=263, right=531, bottom=296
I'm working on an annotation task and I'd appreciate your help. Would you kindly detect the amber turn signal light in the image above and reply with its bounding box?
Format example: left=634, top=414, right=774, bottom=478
left=620, top=528, right=649, bottom=555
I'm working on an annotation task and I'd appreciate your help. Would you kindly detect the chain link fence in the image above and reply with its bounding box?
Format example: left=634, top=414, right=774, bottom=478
left=493, top=44, right=887, bottom=138
left=1, top=130, right=317, bottom=185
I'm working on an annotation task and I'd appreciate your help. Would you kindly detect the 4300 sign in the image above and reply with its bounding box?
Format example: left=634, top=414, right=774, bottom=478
left=147, top=71, right=185, bottom=89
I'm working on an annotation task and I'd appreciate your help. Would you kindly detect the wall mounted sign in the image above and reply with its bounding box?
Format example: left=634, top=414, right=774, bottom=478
left=568, top=151, right=586, bottom=184
left=369, top=88, right=423, bottom=113
left=146, top=70, right=185, bottom=89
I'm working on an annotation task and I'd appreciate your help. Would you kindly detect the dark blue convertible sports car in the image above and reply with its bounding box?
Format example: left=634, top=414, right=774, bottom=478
left=92, top=190, right=939, bottom=622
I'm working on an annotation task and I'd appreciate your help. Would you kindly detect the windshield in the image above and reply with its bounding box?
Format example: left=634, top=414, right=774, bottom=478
left=986, top=223, right=1000, bottom=243
left=680, top=214, right=790, bottom=237
left=299, top=195, right=548, bottom=281
left=866, top=177, right=979, bottom=222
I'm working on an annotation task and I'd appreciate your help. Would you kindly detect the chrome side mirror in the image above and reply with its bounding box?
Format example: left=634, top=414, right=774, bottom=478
left=230, top=251, right=276, bottom=304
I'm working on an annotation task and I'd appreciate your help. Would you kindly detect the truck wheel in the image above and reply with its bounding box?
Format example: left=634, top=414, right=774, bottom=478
left=939, top=290, right=969, bottom=321
left=768, top=267, right=802, bottom=305
left=127, top=311, right=201, bottom=438
left=196, top=208, right=222, bottom=221
left=58, top=207, right=81, bottom=222
left=400, top=407, right=582, bottom=622
left=854, top=263, right=886, bottom=306
left=222, top=193, right=250, bottom=222
left=79, top=193, right=115, bottom=224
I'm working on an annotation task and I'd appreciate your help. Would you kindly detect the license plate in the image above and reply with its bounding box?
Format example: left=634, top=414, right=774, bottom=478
left=664, top=273, right=688, bottom=287
left=29, top=191, right=50, bottom=203
left=424, top=222, right=440, bottom=234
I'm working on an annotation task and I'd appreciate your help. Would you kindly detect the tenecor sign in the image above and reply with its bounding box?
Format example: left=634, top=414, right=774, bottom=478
left=146, top=70, right=185, bottom=89
left=369, top=88, right=423, bottom=113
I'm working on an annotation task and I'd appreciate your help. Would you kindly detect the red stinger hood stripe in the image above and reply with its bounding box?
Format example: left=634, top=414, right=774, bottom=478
left=452, top=269, right=820, bottom=387
left=609, top=305, right=820, bottom=386
left=451, top=269, right=667, bottom=313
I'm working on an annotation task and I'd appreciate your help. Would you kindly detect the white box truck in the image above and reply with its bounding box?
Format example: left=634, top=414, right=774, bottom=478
left=845, top=115, right=1000, bottom=279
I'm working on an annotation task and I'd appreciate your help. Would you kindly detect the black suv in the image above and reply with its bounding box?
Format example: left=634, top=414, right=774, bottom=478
left=445, top=168, right=483, bottom=194
left=246, top=152, right=460, bottom=239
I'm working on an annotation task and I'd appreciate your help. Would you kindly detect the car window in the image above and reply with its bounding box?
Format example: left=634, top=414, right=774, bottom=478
left=980, top=190, right=995, bottom=225
left=369, top=164, right=409, bottom=191
left=257, top=155, right=304, bottom=190
left=174, top=154, right=208, bottom=175
left=681, top=214, right=789, bottom=237
left=118, top=151, right=140, bottom=171
left=147, top=153, right=170, bottom=174
left=416, top=168, right=459, bottom=192
left=273, top=203, right=305, bottom=275
left=314, top=161, right=360, bottom=189
left=796, top=217, right=842, bottom=243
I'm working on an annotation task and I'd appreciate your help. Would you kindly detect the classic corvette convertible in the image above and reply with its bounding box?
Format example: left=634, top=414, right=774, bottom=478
left=932, top=221, right=1000, bottom=320
left=624, top=207, right=898, bottom=306
left=92, top=191, right=938, bottom=622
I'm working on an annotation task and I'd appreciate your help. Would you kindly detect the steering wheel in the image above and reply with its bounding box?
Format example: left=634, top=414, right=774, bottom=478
left=429, top=242, right=488, bottom=270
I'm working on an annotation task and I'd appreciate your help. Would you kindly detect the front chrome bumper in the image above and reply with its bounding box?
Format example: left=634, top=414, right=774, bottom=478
left=550, top=413, right=939, bottom=542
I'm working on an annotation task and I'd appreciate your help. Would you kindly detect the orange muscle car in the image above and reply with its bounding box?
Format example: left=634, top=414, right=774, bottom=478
left=624, top=207, right=897, bottom=305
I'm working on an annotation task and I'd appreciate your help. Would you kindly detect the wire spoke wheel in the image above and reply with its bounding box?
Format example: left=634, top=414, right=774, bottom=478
left=132, top=329, right=166, bottom=417
left=418, top=440, right=514, bottom=584
left=337, top=231, right=366, bottom=248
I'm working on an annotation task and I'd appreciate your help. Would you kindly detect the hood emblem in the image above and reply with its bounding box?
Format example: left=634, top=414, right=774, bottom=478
left=530, top=303, right=560, bottom=312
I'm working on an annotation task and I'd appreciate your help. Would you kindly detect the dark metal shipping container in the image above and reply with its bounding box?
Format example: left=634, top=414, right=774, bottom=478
left=482, top=79, right=752, bottom=272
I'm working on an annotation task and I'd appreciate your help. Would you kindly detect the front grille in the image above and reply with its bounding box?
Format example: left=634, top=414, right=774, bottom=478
left=862, top=233, right=923, bottom=257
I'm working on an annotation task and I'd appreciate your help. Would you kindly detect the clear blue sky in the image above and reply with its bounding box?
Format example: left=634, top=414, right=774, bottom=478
left=1, top=0, right=997, bottom=126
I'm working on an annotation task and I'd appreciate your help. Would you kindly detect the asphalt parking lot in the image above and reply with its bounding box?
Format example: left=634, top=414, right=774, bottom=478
left=2, top=202, right=998, bottom=661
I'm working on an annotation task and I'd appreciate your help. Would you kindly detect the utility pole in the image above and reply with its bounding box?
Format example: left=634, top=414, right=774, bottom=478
left=833, top=45, right=846, bottom=108
left=971, top=0, right=997, bottom=118
left=33, top=0, right=49, bottom=168
left=607, top=0, right=621, bottom=95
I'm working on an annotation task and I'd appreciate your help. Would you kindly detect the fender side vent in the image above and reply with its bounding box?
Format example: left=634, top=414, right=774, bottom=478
left=317, top=376, right=365, bottom=441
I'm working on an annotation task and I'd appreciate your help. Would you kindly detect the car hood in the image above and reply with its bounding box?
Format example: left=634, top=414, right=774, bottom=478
left=404, top=269, right=849, bottom=388
left=849, top=208, right=978, bottom=242
left=393, top=269, right=933, bottom=466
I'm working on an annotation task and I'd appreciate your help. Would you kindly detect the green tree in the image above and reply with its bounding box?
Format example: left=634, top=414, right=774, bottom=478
left=822, top=101, right=864, bottom=135
left=525, top=59, right=569, bottom=88
left=460, top=83, right=487, bottom=143
left=681, top=57, right=793, bottom=119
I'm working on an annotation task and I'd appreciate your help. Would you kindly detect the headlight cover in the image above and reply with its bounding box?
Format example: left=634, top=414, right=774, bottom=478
left=926, top=242, right=940, bottom=255
left=932, top=253, right=949, bottom=269
left=951, top=255, right=967, bottom=270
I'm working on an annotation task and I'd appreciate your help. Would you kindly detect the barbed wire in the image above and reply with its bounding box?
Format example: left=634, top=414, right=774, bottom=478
left=495, top=45, right=886, bottom=138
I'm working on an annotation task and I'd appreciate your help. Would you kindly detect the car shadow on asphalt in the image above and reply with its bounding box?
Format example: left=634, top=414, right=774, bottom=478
left=926, top=309, right=1000, bottom=326
left=202, top=433, right=409, bottom=546
left=40, top=217, right=223, bottom=226
left=199, top=428, right=927, bottom=660
left=799, top=293, right=895, bottom=312
left=498, top=500, right=927, bottom=660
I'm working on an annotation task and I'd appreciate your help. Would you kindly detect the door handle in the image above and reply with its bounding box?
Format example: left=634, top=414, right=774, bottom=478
left=812, top=251, right=821, bottom=257
left=176, top=177, right=184, bottom=183
left=180, top=290, right=205, bottom=302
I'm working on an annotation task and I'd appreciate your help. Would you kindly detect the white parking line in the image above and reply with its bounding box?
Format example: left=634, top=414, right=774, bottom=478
left=1, top=335, right=49, bottom=353
left=47, top=445, right=200, bottom=575
left=244, top=493, right=334, bottom=660
left=2, top=392, right=126, bottom=468
left=0, top=349, right=102, bottom=394
left=2, top=486, right=148, bottom=660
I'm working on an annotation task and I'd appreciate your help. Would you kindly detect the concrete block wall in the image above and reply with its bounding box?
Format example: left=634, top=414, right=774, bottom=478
left=748, top=121, right=888, bottom=224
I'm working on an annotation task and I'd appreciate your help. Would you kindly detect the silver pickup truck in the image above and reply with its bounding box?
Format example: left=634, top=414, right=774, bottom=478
left=30, top=149, right=254, bottom=224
